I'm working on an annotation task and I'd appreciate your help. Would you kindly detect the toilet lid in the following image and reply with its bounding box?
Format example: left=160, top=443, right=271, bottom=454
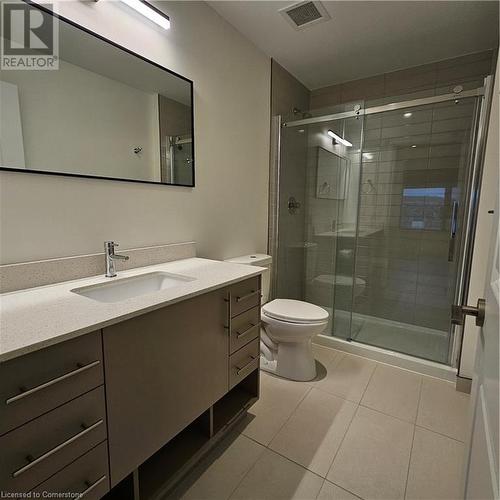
left=262, top=299, right=329, bottom=324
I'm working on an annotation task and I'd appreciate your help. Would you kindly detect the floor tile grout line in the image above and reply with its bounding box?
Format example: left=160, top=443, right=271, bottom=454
left=240, top=432, right=332, bottom=486
left=358, top=401, right=419, bottom=426
left=414, top=376, right=466, bottom=442
left=358, top=359, right=379, bottom=404
left=323, top=401, right=360, bottom=483
left=321, top=478, right=366, bottom=500
left=230, top=377, right=315, bottom=499
left=258, top=445, right=326, bottom=481
left=314, top=479, right=328, bottom=500
left=403, top=377, right=423, bottom=499
left=224, top=434, right=269, bottom=500
left=265, top=384, right=313, bottom=450
left=243, top=382, right=360, bottom=485
left=309, top=380, right=364, bottom=405
left=414, top=423, right=466, bottom=443
left=322, top=360, right=379, bottom=481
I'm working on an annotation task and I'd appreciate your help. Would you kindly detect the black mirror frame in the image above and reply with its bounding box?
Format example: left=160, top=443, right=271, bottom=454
left=0, top=0, right=195, bottom=188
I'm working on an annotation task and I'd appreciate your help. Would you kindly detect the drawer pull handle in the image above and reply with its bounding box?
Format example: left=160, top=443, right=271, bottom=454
left=12, top=419, right=104, bottom=478
left=80, top=475, right=107, bottom=497
left=236, top=356, right=257, bottom=375
left=236, top=290, right=261, bottom=303
left=236, top=323, right=260, bottom=339
left=6, top=360, right=101, bottom=405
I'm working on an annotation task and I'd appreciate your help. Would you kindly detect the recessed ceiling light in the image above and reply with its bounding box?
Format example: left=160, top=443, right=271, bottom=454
left=327, top=130, right=352, bottom=147
left=298, top=129, right=305, bottom=133
left=404, top=112, right=413, bottom=118
left=411, top=144, right=417, bottom=148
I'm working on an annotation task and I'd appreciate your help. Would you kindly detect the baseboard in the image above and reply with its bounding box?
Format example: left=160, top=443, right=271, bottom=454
left=456, top=375, right=473, bottom=394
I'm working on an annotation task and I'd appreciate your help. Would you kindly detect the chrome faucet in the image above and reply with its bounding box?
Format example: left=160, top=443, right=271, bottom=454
left=104, top=241, right=129, bottom=278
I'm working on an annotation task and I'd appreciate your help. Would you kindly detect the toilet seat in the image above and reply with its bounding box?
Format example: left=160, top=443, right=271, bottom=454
left=262, top=299, right=329, bottom=324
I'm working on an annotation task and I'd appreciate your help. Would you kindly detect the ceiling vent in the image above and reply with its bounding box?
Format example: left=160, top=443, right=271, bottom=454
left=279, top=1, right=331, bottom=30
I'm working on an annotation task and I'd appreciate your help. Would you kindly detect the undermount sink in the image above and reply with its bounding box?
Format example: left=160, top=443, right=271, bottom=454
left=71, top=271, right=196, bottom=303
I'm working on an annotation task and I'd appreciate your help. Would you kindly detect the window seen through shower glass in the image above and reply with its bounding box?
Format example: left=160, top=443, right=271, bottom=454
left=401, top=187, right=446, bottom=230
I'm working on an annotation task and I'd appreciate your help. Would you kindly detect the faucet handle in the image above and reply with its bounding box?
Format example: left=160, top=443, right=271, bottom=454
left=104, top=241, right=118, bottom=250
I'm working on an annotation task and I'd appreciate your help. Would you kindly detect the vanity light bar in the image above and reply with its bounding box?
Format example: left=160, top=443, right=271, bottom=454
left=327, top=130, right=352, bottom=147
left=120, top=0, right=171, bottom=30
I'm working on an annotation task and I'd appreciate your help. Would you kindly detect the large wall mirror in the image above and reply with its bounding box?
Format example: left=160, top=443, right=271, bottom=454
left=0, top=4, right=194, bottom=186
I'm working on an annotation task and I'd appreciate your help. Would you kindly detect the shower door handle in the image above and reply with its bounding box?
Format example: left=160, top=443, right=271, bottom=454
left=451, top=298, right=486, bottom=327
left=448, top=201, right=459, bottom=262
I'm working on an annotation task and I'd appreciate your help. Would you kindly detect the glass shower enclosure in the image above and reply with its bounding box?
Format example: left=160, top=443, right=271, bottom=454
left=270, top=82, right=489, bottom=365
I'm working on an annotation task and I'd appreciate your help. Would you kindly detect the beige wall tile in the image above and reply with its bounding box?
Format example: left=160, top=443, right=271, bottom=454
left=271, top=60, right=310, bottom=117
left=310, top=84, right=342, bottom=109
left=384, top=63, right=437, bottom=96
left=341, top=75, right=385, bottom=102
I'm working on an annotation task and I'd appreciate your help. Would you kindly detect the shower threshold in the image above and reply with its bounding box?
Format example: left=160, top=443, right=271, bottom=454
left=314, top=332, right=456, bottom=382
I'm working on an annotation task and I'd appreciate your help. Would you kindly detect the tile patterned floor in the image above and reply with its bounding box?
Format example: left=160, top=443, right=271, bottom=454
left=168, top=345, right=470, bottom=500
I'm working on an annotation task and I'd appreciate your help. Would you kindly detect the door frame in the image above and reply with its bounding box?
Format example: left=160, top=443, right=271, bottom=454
left=452, top=75, right=496, bottom=370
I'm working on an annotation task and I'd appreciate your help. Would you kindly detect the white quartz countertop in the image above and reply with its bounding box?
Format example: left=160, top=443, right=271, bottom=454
left=0, top=258, right=264, bottom=362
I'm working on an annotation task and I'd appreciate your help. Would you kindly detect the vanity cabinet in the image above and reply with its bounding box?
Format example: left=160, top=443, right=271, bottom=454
left=103, top=287, right=229, bottom=486
left=33, top=442, right=110, bottom=500
left=0, top=331, right=103, bottom=435
left=0, top=275, right=261, bottom=499
left=0, top=332, right=108, bottom=496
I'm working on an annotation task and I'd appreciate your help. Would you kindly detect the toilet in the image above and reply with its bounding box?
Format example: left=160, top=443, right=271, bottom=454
left=225, top=254, right=329, bottom=382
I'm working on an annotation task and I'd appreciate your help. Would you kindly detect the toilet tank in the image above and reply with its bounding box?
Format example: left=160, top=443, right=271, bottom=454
left=225, top=254, right=272, bottom=304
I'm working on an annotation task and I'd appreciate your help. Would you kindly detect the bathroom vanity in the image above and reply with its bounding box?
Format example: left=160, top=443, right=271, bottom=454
left=0, top=259, right=262, bottom=499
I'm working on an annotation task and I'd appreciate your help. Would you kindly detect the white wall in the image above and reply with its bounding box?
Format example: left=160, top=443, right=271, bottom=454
left=0, top=0, right=270, bottom=264
left=2, top=59, right=160, bottom=182
left=459, top=55, right=499, bottom=378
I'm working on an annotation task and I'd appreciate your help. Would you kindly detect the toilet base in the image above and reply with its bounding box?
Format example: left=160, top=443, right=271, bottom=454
left=260, top=340, right=316, bottom=382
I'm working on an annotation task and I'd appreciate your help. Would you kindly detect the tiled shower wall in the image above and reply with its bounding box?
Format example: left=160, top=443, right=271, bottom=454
left=354, top=102, right=475, bottom=332
left=310, top=51, right=496, bottom=110
left=271, top=61, right=311, bottom=299
left=307, top=50, right=496, bottom=332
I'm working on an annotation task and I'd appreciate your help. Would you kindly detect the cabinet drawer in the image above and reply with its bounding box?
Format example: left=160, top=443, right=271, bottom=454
left=230, top=306, right=260, bottom=354
left=229, top=339, right=259, bottom=390
left=229, top=277, right=261, bottom=317
left=33, top=442, right=109, bottom=500
left=0, top=331, right=103, bottom=435
left=0, top=386, right=107, bottom=493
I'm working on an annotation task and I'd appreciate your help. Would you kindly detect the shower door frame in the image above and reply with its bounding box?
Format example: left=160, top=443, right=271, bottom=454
left=270, top=78, right=493, bottom=368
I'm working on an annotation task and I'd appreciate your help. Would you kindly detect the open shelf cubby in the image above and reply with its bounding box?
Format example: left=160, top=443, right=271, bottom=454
left=138, top=410, right=211, bottom=500
left=212, top=368, right=259, bottom=435
left=134, top=368, right=259, bottom=500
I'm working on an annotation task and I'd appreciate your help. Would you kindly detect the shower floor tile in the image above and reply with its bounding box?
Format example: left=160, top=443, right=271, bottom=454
left=351, top=316, right=450, bottom=363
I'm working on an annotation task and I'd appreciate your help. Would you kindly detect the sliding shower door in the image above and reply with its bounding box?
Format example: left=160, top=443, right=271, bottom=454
left=274, top=110, right=363, bottom=339
left=351, top=97, right=480, bottom=362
